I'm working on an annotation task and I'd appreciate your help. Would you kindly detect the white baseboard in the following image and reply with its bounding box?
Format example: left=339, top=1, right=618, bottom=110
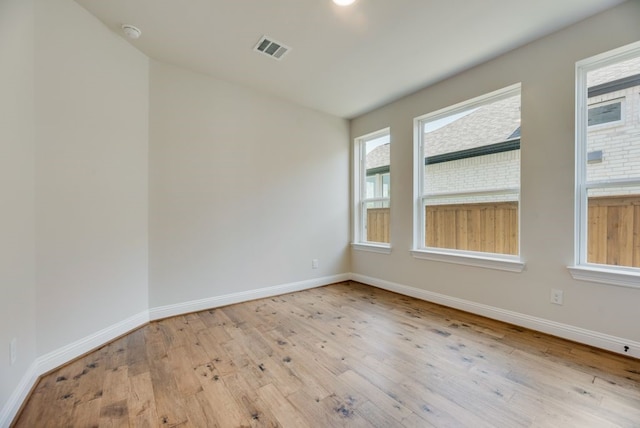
left=0, top=310, right=149, bottom=428
left=149, top=274, right=351, bottom=321
left=36, top=310, right=150, bottom=375
left=350, top=273, right=640, bottom=359
left=0, top=361, right=38, bottom=428
left=2, top=273, right=350, bottom=427
left=4, top=271, right=635, bottom=427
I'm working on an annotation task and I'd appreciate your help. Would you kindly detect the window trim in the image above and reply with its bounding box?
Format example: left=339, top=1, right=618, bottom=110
left=412, top=84, right=524, bottom=271
left=569, top=40, right=640, bottom=287
left=352, top=128, right=391, bottom=251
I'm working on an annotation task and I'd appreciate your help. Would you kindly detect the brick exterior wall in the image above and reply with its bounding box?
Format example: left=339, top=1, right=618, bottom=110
left=365, top=64, right=638, bottom=204
left=424, top=150, right=520, bottom=205
left=587, top=85, right=640, bottom=197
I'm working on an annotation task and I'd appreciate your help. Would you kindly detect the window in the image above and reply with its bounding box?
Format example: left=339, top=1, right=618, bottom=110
left=353, top=128, right=391, bottom=252
left=412, top=84, right=524, bottom=271
left=570, top=41, right=640, bottom=287
left=588, top=99, right=622, bottom=127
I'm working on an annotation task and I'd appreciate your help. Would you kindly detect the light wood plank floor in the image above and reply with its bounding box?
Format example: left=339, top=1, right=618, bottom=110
left=13, top=281, right=640, bottom=427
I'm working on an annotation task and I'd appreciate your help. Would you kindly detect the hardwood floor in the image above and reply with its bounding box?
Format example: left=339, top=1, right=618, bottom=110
left=13, top=281, right=640, bottom=427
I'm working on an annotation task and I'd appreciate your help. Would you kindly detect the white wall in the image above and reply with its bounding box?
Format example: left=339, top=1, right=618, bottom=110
left=149, top=61, right=350, bottom=308
left=0, top=0, right=37, bottom=413
left=34, top=0, right=149, bottom=356
left=351, top=1, right=640, bottom=343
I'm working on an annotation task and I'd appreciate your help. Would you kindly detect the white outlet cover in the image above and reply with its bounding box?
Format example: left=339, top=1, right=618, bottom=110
left=550, top=289, right=563, bottom=305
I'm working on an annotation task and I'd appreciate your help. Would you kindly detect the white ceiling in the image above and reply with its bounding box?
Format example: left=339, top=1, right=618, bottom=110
left=74, top=0, right=625, bottom=119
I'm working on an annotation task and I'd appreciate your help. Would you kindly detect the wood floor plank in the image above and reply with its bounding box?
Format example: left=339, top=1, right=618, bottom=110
left=13, top=281, right=640, bottom=427
left=338, top=369, right=434, bottom=427
left=127, top=371, right=158, bottom=428
left=221, top=372, right=281, bottom=427
left=257, top=383, right=311, bottom=428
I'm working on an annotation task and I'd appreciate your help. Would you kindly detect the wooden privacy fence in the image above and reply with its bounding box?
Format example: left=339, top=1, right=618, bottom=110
left=588, top=195, right=640, bottom=268
left=366, top=208, right=390, bottom=243
left=366, top=195, right=640, bottom=267
left=425, top=202, right=519, bottom=255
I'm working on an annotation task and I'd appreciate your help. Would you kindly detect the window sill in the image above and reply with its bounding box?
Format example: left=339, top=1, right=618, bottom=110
left=567, top=265, right=640, bottom=289
left=410, top=249, right=525, bottom=273
left=351, top=243, right=392, bottom=254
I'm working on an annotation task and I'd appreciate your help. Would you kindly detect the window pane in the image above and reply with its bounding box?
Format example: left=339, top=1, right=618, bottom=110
left=588, top=101, right=621, bottom=126
left=421, top=91, right=520, bottom=255
left=578, top=46, right=640, bottom=271
left=382, top=173, right=390, bottom=198
left=364, top=200, right=390, bottom=243
left=356, top=129, right=391, bottom=245
left=586, top=58, right=640, bottom=183
left=587, top=187, right=640, bottom=268
left=365, top=135, right=391, bottom=199
left=365, top=177, right=376, bottom=199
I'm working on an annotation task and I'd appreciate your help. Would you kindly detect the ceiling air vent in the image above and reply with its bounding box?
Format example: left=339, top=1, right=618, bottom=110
left=254, top=36, right=291, bottom=60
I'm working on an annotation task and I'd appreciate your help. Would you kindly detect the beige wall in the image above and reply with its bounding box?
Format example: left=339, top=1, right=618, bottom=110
left=34, top=0, right=149, bottom=355
left=0, top=0, right=37, bottom=412
left=351, top=1, right=640, bottom=342
left=149, top=61, right=350, bottom=307
left=3, top=0, right=638, bottom=422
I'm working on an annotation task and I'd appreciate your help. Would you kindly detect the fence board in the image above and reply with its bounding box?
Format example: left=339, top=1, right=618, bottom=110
left=425, top=202, right=518, bottom=255
left=364, top=195, right=640, bottom=267
left=588, top=195, right=640, bottom=268
left=366, top=208, right=390, bottom=243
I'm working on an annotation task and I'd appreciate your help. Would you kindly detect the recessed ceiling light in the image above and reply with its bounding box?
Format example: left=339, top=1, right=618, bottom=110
left=333, top=0, right=356, bottom=6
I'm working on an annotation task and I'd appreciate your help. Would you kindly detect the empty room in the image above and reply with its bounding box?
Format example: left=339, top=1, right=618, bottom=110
left=1, top=0, right=640, bottom=426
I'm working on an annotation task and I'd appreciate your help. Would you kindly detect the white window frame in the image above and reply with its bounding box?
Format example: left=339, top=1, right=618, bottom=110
left=411, top=84, right=524, bottom=272
left=568, top=41, right=640, bottom=288
left=352, top=128, right=391, bottom=254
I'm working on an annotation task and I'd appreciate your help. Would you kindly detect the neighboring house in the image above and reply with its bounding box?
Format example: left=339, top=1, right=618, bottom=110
left=366, top=61, right=640, bottom=202
left=421, top=94, right=521, bottom=205
left=364, top=142, right=390, bottom=200
left=365, top=59, right=639, bottom=259
left=586, top=56, right=640, bottom=196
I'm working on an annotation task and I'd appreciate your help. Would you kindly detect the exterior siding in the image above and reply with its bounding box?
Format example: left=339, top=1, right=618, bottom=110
left=587, top=85, right=640, bottom=195
left=424, top=150, right=520, bottom=205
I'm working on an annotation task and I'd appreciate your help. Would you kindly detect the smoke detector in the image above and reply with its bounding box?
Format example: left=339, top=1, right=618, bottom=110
left=253, top=36, right=291, bottom=61
left=121, top=24, right=141, bottom=40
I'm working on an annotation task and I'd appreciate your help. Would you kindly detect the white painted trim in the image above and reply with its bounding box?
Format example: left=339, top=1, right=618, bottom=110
left=0, top=362, right=39, bottom=428
left=351, top=243, right=392, bottom=254
left=568, top=265, right=640, bottom=289
left=350, top=273, right=640, bottom=359
left=2, top=274, right=350, bottom=426
left=353, top=128, right=391, bottom=245
left=410, top=249, right=525, bottom=273
left=149, top=274, right=350, bottom=321
left=574, top=41, right=640, bottom=269
left=413, top=83, right=523, bottom=256
left=0, top=310, right=149, bottom=427
left=35, top=310, right=150, bottom=375
left=1, top=310, right=149, bottom=427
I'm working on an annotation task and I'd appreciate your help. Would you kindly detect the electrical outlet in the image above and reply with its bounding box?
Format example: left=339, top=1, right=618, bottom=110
left=550, top=289, right=563, bottom=305
left=312, top=259, right=319, bottom=269
left=10, top=338, right=17, bottom=365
